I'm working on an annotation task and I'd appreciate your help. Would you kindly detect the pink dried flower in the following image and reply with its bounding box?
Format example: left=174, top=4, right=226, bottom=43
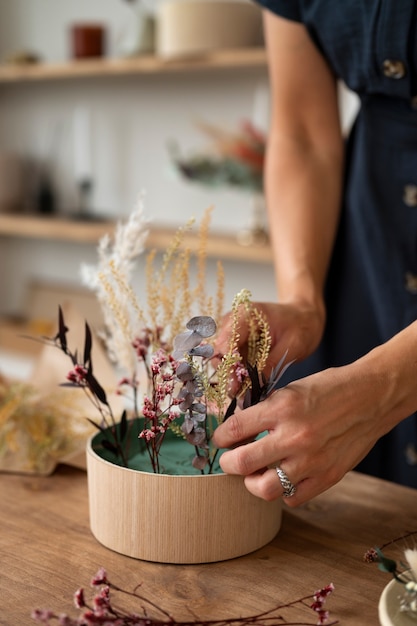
left=67, top=364, right=88, bottom=385
left=93, top=586, right=111, bottom=610
left=74, top=588, right=86, bottom=609
left=311, top=583, right=335, bottom=625
left=363, top=548, right=378, bottom=563
left=316, top=610, right=330, bottom=625
left=139, top=429, right=156, bottom=441
left=57, top=615, right=75, bottom=626
left=91, top=568, right=108, bottom=586
left=132, top=331, right=151, bottom=360
left=118, top=376, right=136, bottom=388
left=151, top=349, right=168, bottom=371
left=32, top=570, right=337, bottom=625
left=313, top=583, right=335, bottom=601
left=31, top=608, right=55, bottom=622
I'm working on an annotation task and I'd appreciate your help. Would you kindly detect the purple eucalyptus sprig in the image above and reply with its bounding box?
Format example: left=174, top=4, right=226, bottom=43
left=31, top=568, right=337, bottom=626
left=173, top=315, right=220, bottom=473
left=172, top=316, right=294, bottom=473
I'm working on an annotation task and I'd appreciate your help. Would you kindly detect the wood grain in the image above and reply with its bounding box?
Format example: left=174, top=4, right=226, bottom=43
left=1, top=466, right=416, bottom=625
left=87, top=443, right=282, bottom=563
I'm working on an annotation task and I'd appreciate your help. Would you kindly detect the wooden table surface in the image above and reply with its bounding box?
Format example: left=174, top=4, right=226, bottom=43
left=1, top=466, right=416, bottom=626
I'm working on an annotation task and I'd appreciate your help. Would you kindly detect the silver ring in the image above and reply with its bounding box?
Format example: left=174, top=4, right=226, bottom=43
left=275, top=466, right=297, bottom=498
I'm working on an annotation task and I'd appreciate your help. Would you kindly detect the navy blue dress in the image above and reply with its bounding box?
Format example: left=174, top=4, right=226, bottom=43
left=255, top=0, right=417, bottom=487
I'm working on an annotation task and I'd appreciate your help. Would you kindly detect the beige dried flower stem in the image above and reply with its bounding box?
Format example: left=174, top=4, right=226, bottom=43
left=215, top=261, right=225, bottom=327
left=146, top=218, right=195, bottom=347
left=97, top=269, right=137, bottom=374
left=212, top=290, right=249, bottom=416
left=195, top=206, right=212, bottom=315
left=247, top=305, right=272, bottom=375
left=219, top=289, right=272, bottom=404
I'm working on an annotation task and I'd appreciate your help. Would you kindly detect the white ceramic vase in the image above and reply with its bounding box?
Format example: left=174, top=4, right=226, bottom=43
left=379, top=578, right=417, bottom=625
left=117, top=1, right=154, bottom=57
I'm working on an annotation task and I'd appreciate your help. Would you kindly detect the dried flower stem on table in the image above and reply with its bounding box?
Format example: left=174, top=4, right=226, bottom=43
left=32, top=568, right=337, bottom=626
left=364, top=529, right=417, bottom=616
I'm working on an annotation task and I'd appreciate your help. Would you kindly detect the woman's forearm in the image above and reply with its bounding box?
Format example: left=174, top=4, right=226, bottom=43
left=350, top=319, right=417, bottom=437
left=262, top=11, right=345, bottom=311
left=265, top=131, right=344, bottom=310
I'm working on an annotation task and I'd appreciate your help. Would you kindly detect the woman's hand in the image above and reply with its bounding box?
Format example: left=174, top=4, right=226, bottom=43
left=212, top=341, right=409, bottom=506
left=215, top=299, right=326, bottom=374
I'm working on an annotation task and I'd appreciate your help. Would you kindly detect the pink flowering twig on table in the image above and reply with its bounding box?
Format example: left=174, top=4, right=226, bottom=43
left=31, top=568, right=338, bottom=626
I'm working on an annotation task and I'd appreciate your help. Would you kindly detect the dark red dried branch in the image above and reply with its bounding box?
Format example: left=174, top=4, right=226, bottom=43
left=31, top=569, right=337, bottom=626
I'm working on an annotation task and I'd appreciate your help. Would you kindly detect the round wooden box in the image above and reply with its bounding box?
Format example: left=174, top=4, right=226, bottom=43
left=86, top=434, right=282, bottom=564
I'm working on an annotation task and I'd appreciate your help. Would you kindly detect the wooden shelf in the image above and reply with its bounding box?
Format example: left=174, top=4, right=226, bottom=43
left=0, top=48, right=267, bottom=83
left=0, top=213, right=272, bottom=264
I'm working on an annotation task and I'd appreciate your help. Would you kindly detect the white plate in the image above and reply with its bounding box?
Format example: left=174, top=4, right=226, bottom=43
left=379, top=578, right=417, bottom=625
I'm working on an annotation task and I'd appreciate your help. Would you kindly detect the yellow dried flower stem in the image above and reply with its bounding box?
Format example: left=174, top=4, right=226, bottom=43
left=99, top=271, right=131, bottom=343
left=145, top=221, right=194, bottom=346
left=249, top=307, right=272, bottom=374
left=216, top=289, right=273, bottom=405
left=0, top=395, right=20, bottom=427
left=211, top=289, right=250, bottom=414
left=169, top=421, right=185, bottom=440
left=232, top=289, right=272, bottom=371
left=215, top=261, right=225, bottom=325
left=97, top=270, right=136, bottom=374
left=195, top=206, right=213, bottom=314
left=162, top=248, right=192, bottom=346
left=156, top=218, right=195, bottom=287
left=145, top=249, right=159, bottom=325
left=213, top=350, right=241, bottom=421
left=108, top=259, right=146, bottom=328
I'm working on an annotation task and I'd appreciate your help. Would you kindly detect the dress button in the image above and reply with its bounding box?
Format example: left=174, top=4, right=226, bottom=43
left=405, top=272, right=417, bottom=294
left=403, top=185, right=417, bottom=207
left=382, top=59, right=406, bottom=79
left=411, top=96, right=417, bottom=109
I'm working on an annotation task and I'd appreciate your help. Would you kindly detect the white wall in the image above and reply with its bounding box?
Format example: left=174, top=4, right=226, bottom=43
left=0, top=0, right=162, bottom=62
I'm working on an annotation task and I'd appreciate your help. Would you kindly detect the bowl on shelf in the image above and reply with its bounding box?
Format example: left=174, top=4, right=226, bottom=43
left=156, top=0, right=264, bottom=58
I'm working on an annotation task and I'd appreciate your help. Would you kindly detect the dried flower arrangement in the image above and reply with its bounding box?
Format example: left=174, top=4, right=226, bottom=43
left=0, top=373, right=91, bottom=475
left=364, top=530, right=417, bottom=617
left=41, top=197, right=290, bottom=475
left=31, top=568, right=337, bottom=626
left=169, top=120, right=265, bottom=193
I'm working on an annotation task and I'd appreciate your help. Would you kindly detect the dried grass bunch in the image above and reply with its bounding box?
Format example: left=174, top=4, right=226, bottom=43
left=0, top=374, right=91, bottom=475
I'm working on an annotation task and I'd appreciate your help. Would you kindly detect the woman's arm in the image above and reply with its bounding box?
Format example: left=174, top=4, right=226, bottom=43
left=215, top=13, right=345, bottom=368
left=213, top=12, right=417, bottom=505
left=263, top=11, right=344, bottom=355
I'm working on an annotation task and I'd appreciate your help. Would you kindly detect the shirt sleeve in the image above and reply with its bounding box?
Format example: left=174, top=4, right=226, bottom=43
left=253, top=1, right=302, bottom=22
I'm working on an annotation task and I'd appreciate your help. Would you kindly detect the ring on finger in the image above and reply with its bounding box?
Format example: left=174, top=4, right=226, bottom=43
left=275, top=465, right=297, bottom=498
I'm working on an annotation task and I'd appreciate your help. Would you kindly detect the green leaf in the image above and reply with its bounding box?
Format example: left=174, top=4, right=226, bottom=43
left=120, top=410, right=128, bottom=441
left=376, top=548, right=397, bottom=573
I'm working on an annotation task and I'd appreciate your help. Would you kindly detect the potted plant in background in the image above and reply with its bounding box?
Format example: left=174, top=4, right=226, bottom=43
left=169, top=119, right=268, bottom=247
left=42, top=196, right=288, bottom=564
